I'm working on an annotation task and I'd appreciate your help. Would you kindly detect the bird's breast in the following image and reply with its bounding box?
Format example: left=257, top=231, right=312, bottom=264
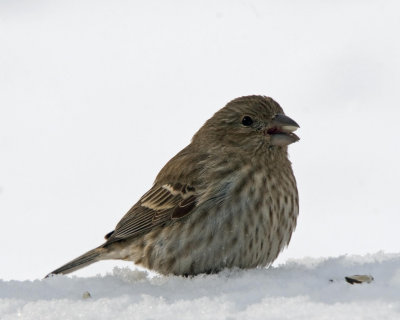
left=215, top=166, right=299, bottom=267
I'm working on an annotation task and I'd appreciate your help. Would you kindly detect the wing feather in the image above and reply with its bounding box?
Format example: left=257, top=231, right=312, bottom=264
left=105, top=183, right=196, bottom=244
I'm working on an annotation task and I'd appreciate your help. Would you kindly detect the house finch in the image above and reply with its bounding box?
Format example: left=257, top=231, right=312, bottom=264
left=46, top=95, right=300, bottom=277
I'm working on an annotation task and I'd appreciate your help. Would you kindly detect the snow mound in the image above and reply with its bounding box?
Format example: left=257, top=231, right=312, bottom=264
left=1, top=252, right=400, bottom=319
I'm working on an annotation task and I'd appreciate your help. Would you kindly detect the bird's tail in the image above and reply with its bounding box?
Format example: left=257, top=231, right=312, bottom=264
left=45, top=246, right=106, bottom=278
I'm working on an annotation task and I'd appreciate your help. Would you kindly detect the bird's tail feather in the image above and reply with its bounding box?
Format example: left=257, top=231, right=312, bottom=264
left=45, top=246, right=106, bottom=278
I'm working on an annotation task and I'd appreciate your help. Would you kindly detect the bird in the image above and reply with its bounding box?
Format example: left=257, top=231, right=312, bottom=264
left=46, top=95, right=300, bottom=277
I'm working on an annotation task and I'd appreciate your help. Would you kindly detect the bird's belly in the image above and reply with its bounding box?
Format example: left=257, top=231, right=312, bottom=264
left=127, top=188, right=298, bottom=275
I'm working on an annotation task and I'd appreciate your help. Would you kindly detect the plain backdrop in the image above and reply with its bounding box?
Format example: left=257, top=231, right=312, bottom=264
left=1, top=0, right=399, bottom=280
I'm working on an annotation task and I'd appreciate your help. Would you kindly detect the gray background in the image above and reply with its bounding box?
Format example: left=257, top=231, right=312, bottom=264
left=1, top=0, right=399, bottom=280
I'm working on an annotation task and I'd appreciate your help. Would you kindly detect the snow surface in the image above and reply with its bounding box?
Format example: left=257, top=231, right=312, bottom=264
left=2, top=253, right=400, bottom=319
left=2, top=0, right=400, bottom=282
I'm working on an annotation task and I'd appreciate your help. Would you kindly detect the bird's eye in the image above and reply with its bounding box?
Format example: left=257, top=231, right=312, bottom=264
left=241, top=116, right=253, bottom=126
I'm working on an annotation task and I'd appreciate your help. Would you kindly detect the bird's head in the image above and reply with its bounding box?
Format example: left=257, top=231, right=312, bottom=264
left=193, top=95, right=300, bottom=155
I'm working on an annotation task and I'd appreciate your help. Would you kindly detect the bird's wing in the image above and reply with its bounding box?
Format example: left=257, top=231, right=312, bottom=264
left=104, top=183, right=197, bottom=244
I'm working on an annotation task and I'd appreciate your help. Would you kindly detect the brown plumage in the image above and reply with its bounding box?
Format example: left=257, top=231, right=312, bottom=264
left=46, top=95, right=300, bottom=277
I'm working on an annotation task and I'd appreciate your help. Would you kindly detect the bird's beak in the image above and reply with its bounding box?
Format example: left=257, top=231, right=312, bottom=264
left=266, top=114, right=300, bottom=146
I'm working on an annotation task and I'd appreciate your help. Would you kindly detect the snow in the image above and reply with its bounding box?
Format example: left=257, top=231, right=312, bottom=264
left=2, top=253, right=400, bottom=319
